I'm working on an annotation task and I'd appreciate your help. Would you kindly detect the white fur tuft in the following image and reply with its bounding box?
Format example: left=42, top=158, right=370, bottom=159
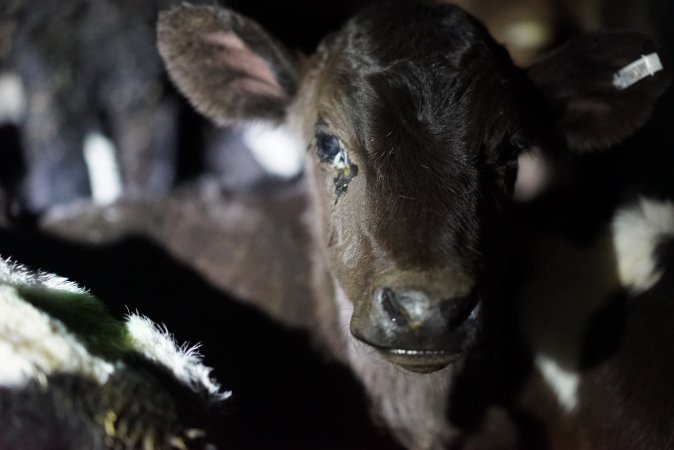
left=0, top=257, right=86, bottom=295
left=612, top=197, right=674, bottom=293
left=0, top=258, right=231, bottom=402
left=0, top=285, right=115, bottom=387
left=125, top=314, right=231, bottom=400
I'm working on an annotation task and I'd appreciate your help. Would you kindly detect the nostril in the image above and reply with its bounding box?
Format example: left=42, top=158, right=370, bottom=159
left=379, top=287, right=410, bottom=326
left=443, top=293, right=480, bottom=328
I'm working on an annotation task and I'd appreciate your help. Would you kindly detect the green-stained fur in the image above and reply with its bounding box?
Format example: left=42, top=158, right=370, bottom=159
left=14, top=285, right=131, bottom=361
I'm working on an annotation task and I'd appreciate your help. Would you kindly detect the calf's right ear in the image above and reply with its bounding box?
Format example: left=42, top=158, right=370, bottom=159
left=157, top=4, right=301, bottom=126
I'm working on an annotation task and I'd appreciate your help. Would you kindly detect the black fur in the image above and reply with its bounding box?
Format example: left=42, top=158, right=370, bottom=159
left=0, top=354, right=230, bottom=450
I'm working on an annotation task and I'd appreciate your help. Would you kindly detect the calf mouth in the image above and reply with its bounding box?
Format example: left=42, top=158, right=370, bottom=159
left=377, top=348, right=460, bottom=373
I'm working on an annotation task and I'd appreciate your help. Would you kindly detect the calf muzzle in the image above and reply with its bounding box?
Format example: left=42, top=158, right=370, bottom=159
left=352, top=287, right=480, bottom=373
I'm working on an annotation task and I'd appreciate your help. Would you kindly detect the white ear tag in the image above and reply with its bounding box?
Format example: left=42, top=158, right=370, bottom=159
left=613, top=52, right=663, bottom=90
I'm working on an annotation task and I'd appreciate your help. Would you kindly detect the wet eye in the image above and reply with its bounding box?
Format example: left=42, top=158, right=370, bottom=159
left=315, top=131, right=346, bottom=166
left=313, top=127, right=359, bottom=198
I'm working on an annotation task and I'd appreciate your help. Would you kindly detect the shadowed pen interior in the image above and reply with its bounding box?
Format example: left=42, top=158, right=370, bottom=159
left=0, top=0, right=673, bottom=449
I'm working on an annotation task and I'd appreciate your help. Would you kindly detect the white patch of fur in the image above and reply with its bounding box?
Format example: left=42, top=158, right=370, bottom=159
left=0, top=258, right=86, bottom=294
left=125, top=314, right=231, bottom=400
left=535, top=354, right=579, bottom=413
left=519, top=198, right=674, bottom=415
left=0, top=258, right=231, bottom=401
left=516, top=230, right=619, bottom=415
left=514, top=149, right=553, bottom=202
left=0, top=284, right=115, bottom=387
left=83, top=132, right=123, bottom=205
left=242, top=122, right=304, bottom=178
left=0, top=72, right=26, bottom=124
left=612, top=197, right=674, bottom=293
left=335, top=286, right=455, bottom=450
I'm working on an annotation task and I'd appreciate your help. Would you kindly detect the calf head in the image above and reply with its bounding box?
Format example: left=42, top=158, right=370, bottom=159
left=158, top=1, right=669, bottom=373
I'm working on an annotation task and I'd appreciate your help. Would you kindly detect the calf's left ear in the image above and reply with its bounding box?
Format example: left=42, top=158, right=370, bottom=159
left=528, top=31, right=671, bottom=152
left=157, top=4, right=301, bottom=126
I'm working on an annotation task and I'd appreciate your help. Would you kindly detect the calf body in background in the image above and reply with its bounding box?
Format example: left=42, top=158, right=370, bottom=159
left=496, top=197, right=674, bottom=449
left=0, top=0, right=380, bottom=217
left=157, top=2, right=669, bottom=448
left=0, top=257, right=231, bottom=450
left=0, top=0, right=187, bottom=213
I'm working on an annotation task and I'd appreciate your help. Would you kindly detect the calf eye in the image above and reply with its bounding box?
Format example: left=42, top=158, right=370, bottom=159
left=315, top=131, right=348, bottom=169
left=313, top=128, right=358, bottom=198
left=316, top=132, right=341, bottom=161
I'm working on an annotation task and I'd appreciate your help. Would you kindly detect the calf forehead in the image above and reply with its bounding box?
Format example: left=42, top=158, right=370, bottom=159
left=319, top=1, right=526, bottom=160
left=345, top=2, right=503, bottom=65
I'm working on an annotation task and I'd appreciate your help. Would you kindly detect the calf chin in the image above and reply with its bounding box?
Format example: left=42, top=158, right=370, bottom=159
left=376, top=349, right=462, bottom=374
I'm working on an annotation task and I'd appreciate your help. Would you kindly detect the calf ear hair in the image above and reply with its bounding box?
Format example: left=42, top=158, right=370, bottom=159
left=527, top=31, right=671, bottom=152
left=157, top=4, right=301, bottom=126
